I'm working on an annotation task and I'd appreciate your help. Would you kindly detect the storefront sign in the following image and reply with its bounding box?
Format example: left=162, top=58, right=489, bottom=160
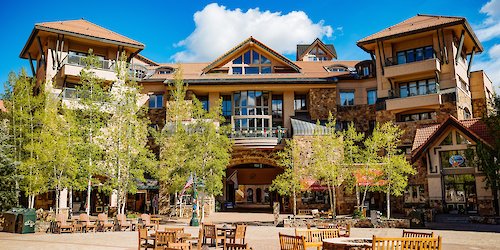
left=449, top=155, right=465, bottom=167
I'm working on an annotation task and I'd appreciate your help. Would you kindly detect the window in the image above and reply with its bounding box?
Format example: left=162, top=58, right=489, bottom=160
left=456, top=132, right=471, bottom=145
left=398, top=111, right=436, bottom=122
left=459, top=78, right=470, bottom=94
left=367, top=89, right=377, bottom=105
left=463, top=108, right=471, bottom=119
left=222, top=95, right=232, bottom=120
left=363, top=66, right=370, bottom=76
left=440, top=132, right=453, bottom=145
left=340, top=91, right=354, bottom=106
left=149, top=94, right=163, bottom=109
left=231, top=49, right=272, bottom=74
left=233, top=91, right=270, bottom=132
left=395, top=46, right=434, bottom=65
left=404, top=185, right=425, bottom=203
left=198, top=96, right=209, bottom=111
left=294, top=94, right=307, bottom=111
left=398, top=78, right=437, bottom=97
left=272, top=94, right=283, bottom=120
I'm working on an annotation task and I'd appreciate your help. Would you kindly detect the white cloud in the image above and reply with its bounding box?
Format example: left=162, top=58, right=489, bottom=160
left=477, top=0, right=500, bottom=41
left=171, top=3, right=334, bottom=62
left=474, top=44, right=500, bottom=92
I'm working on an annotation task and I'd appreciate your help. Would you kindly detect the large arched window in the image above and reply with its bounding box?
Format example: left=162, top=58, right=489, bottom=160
left=231, top=50, right=272, bottom=75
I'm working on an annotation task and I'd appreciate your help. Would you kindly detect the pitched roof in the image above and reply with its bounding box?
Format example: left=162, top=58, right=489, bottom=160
left=37, top=19, right=144, bottom=47
left=143, top=60, right=358, bottom=82
left=296, top=38, right=337, bottom=60
left=411, top=116, right=494, bottom=162
left=358, top=14, right=464, bottom=44
left=202, top=37, right=301, bottom=74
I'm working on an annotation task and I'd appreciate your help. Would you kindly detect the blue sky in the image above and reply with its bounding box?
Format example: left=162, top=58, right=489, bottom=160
left=1, top=0, right=499, bottom=91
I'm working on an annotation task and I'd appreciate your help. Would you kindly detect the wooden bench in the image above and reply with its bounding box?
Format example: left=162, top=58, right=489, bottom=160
left=295, top=228, right=340, bottom=250
left=402, top=230, right=434, bottom=238
left=372, top=236, right=442, bottom=250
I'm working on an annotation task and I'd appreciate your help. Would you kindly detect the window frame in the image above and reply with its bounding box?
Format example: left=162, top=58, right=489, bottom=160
left=340, top=91, right=355, bottom=106
left=149, top=94, right=164, bottom=109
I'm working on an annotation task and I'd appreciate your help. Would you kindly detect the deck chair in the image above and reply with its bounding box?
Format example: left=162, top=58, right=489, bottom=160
left=139, top=228, right=154, bottom=250
left=155, top=231, right=178, bottom=248
left=279, top=233, right=306, bottom=250
left=79, top=213, right=97, bottom=233
left=141, top=214, right=157, bottom=230
left=226, top=224, right=246, bottom=244
left=97, top=213, right=114, bottom=232
left=202, top=224, right=225, bottom=248
left=55, top=213, right=74, bottom=234
left=167, top=242, right=192, bottom=250
left=224, top=243, right=251, bottom=250
left=117, top=214, right=132, bottom=231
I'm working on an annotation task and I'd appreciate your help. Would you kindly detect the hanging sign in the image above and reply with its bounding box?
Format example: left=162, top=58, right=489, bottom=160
left=449, top=155, right=465, bottom=167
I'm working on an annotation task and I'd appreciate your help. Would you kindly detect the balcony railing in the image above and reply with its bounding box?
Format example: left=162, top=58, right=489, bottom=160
left=64, top=54, right=114, bottom=70
left=384, top=50, right=437, bottom=67
left=231, top=127, right=287, bottom=140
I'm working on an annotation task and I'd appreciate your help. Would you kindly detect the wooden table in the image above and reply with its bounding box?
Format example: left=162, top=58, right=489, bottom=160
left=150, top=217, right=161, bottom=230
left=323, top=238, right=372, bottom=250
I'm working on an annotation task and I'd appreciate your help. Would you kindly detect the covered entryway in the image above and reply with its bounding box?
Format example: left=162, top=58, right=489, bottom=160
left=224, top=163, right=283, bottom=212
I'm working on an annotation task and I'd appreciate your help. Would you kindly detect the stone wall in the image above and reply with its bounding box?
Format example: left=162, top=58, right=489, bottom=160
left=337, top=104, right=376, bottom=133
left=309, top=88, right=337, bottom=120
left=472, top=98, right=487, bottom=118
left=229, top=148, right=280, bottom=167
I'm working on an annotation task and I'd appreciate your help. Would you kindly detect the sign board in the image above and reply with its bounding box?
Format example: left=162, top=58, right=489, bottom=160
left=449, top=155, right=465, bottom=167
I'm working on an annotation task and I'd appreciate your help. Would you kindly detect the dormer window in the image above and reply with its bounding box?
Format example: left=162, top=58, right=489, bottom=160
left=156, top=67, right=174, bottom=75
left=231, top=49, right=272, bottom=75
left=325, top=65, right=348, bottom=72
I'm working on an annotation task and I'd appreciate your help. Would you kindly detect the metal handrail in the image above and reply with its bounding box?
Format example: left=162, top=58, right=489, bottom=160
left=385, top=50, right=438, bottom=67
left=64, top=54, right=114, bottom=70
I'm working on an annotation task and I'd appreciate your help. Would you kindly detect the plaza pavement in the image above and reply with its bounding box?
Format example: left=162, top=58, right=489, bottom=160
left=0, top=212, right=499, bottom=249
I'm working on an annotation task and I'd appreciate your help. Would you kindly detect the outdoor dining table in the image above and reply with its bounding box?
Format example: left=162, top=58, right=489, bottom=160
left=322, top=237, right=372, bottom=250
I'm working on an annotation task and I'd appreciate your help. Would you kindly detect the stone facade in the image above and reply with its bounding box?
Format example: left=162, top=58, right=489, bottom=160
left=472, top=98, right=487, bottom=118
left=337, top=104, right=376, bottom=133
left=229, top=148, right=280, bottom=168
left=309, top=88, right=337, bottom=120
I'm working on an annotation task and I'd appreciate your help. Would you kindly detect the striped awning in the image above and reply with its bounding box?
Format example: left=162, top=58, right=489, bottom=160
left=291, top=118, right=328, bottom=136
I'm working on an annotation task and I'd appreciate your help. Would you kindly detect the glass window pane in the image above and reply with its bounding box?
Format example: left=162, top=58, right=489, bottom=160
left=233, top=56, right=242, bottom=64
left=247, top=91, right=255, bottom=106
left=261, top=55, right=270, bottom=64
left=424, top=46, right=434, bottom=59
left=252, top=50, right=260, bottom=64
left=234, top=93, right=240, bottom=107
left=244, top=51, right=251, bottom=64
left=407, top=50, right=415, bottom=63
left=409, top=82, right=418, bottom=96
left=367, top=90, right=377, bottom=105
left=241, top=91, right=247, bottom=106
left=340, top=92, right=354, bottom=106
left=418, top=80, right=427, bottom=95
left=149, top=96, right=156, bottom=108
left=416, top=48, right=424, bottom=61
left=397, top=52, right=406, bottom=65
left=246, top=67, right=259, bottom=74
left=261, top=66, right=271, bottom=74
left=400, top=85, right=408, bottom=98
left=233, top=67, right=242, bottom=75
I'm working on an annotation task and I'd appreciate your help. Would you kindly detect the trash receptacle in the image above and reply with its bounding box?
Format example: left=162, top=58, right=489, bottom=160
left=2, top=210, right=19, bottom=233
left=16, top=209, right=36, bottom=234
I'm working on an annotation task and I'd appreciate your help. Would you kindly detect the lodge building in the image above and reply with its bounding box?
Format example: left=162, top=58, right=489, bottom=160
left=19, top=14, right=497, bottom=216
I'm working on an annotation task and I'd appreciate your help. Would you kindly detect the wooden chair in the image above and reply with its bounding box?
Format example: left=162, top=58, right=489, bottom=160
left=372, top=235, right=442, bottom=250
left=202, top=224, right=225, bottom=248
left=295, top=228, right=339, bottom=250
left=167, top=242, right=192, bottom=250
left=155, top=231, right=178, bottom=248
left=226, top=224, right=246, bottom=244
left=79, top=213, right=97, bottom=233
left=117, top=214, right=132, bottom=231
left=279, top=233, right=306, bottom=250
left=55, top=213, right=74, bottom=234
left=402, top=230, right=434, bottom=238
left=141, top=214, right=157, bottom=230
left=139, top=228, right=154, bottom=250
left=97, top=213, right=114, bottom=232
left=224, top=243, right=251, bottom=250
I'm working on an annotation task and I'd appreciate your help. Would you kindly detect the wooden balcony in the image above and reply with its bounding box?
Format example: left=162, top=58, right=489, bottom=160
left=384, top=58, right=441, bottom=79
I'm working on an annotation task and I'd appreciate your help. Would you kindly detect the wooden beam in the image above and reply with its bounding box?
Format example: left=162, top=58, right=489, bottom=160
left=441, top=29, right=448, bottom=64
left=376, top=40, right=385, bottom=76
left=36, top=36, right=45, bottom=66
left=436, top=30, right=443, bottom=64
left=55, top=34, right=60, bottom=68
left=455, top=30, right=465, bottom=64
left=59, top=35, right=65, bottom=69
left=467, top=47, right=476, bottom=78
left=28, top=52, right=36, bottom=77
left=51, top=49, right=56, bottom=70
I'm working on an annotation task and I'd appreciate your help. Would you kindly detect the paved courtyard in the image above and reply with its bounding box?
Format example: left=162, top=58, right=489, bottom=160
left=0, top=212, right=499, bottom=249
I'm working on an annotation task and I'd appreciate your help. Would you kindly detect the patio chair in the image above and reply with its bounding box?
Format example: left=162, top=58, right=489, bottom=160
left=78, top=213, right=97, bottom=233
left=226, top=224, right=246, bottom=244
left=279, top=233, right=306, bottom=250
left=224, top=243, right=251, bottom=250
left=155, top=231, right=178, bottom=248
left=55, top=213, right=74, bottom=234
left=167, top=242, right=192, bottom=250
left=139, top=228, right=154, bottom=250
left=117, top=214, right=132, bottom=231
left=97, top=213, right=114, bottom=232
left=202, top=224, right=225, bottom=248
left=141, top=214, right=157, bottom=230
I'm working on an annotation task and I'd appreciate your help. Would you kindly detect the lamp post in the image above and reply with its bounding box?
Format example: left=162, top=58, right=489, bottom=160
left=189, top=174, right=199, bottom=226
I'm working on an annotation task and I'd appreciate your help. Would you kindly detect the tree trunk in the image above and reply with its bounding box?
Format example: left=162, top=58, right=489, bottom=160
left=386, top=185, right=391, bottom=219
left=355, top=185, right=360, bottom=208
left=292, top=189, right=297, bottom=217
left=327, top=183, right=335, bottom=218
left=28, top=195, right=32, bottom=209
left=55, top=188, right=60, bottom=215
left=361, top=187, right=369, bottom=214
left=332, top=186, right=337, bottom=218
left=86, top=175, right=92, bottom=215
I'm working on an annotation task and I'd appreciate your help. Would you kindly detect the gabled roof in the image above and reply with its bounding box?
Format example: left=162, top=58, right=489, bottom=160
left=296, top=38, right=337, bottom=60
left=202, top=37, right=301, bottom=74
left=411, top=116, right=493, bottom=162
left=135, top=54, right=159, bottom=66
left=21, top=19, right=144, bottom=58
left=357, top=14, right=483, bottom=52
